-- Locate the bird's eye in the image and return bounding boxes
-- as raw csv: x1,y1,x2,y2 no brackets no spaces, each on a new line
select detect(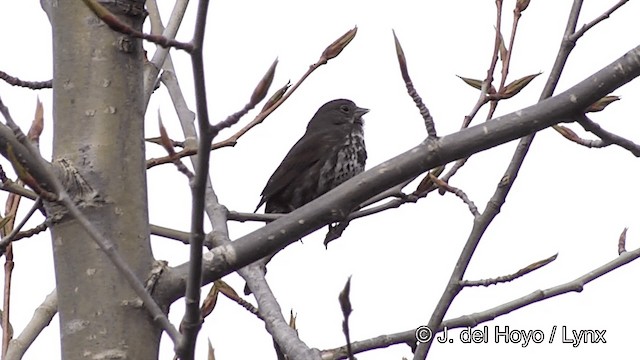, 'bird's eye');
340,105,350,113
